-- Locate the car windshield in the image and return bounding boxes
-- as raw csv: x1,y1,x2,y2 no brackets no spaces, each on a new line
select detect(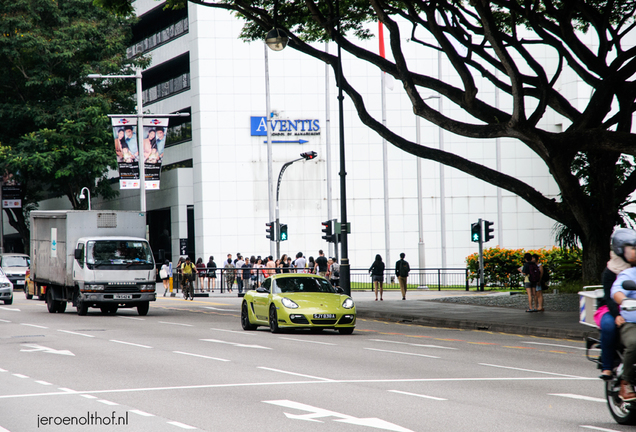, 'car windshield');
86,240,153,266
2,256,29,267
274,277,335,294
